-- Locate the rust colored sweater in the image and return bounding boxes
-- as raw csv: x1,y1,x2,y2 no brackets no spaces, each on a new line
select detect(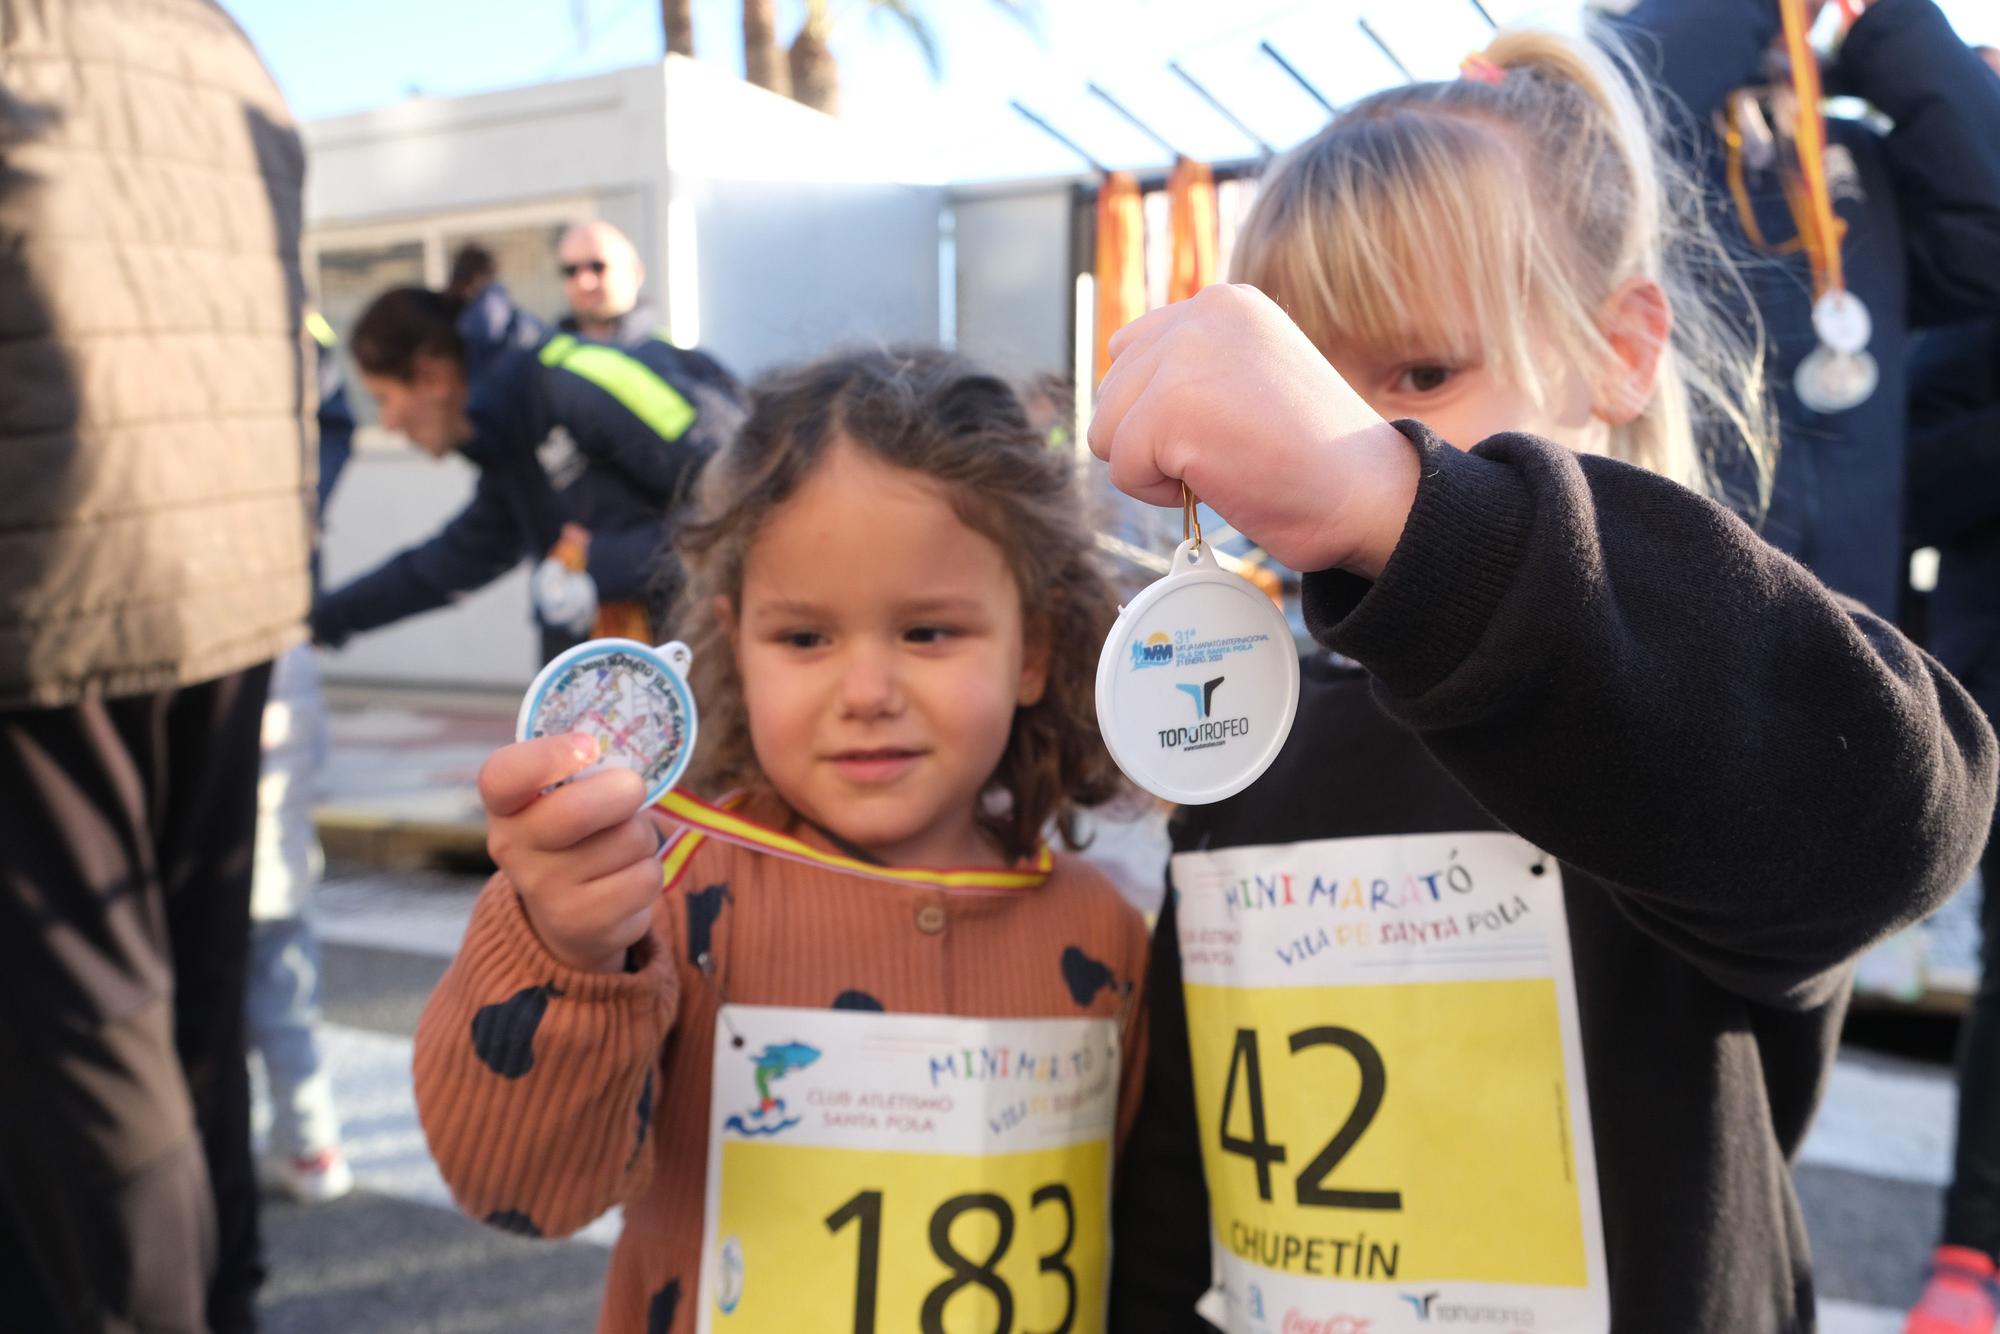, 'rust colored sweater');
413,802,1151,1333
